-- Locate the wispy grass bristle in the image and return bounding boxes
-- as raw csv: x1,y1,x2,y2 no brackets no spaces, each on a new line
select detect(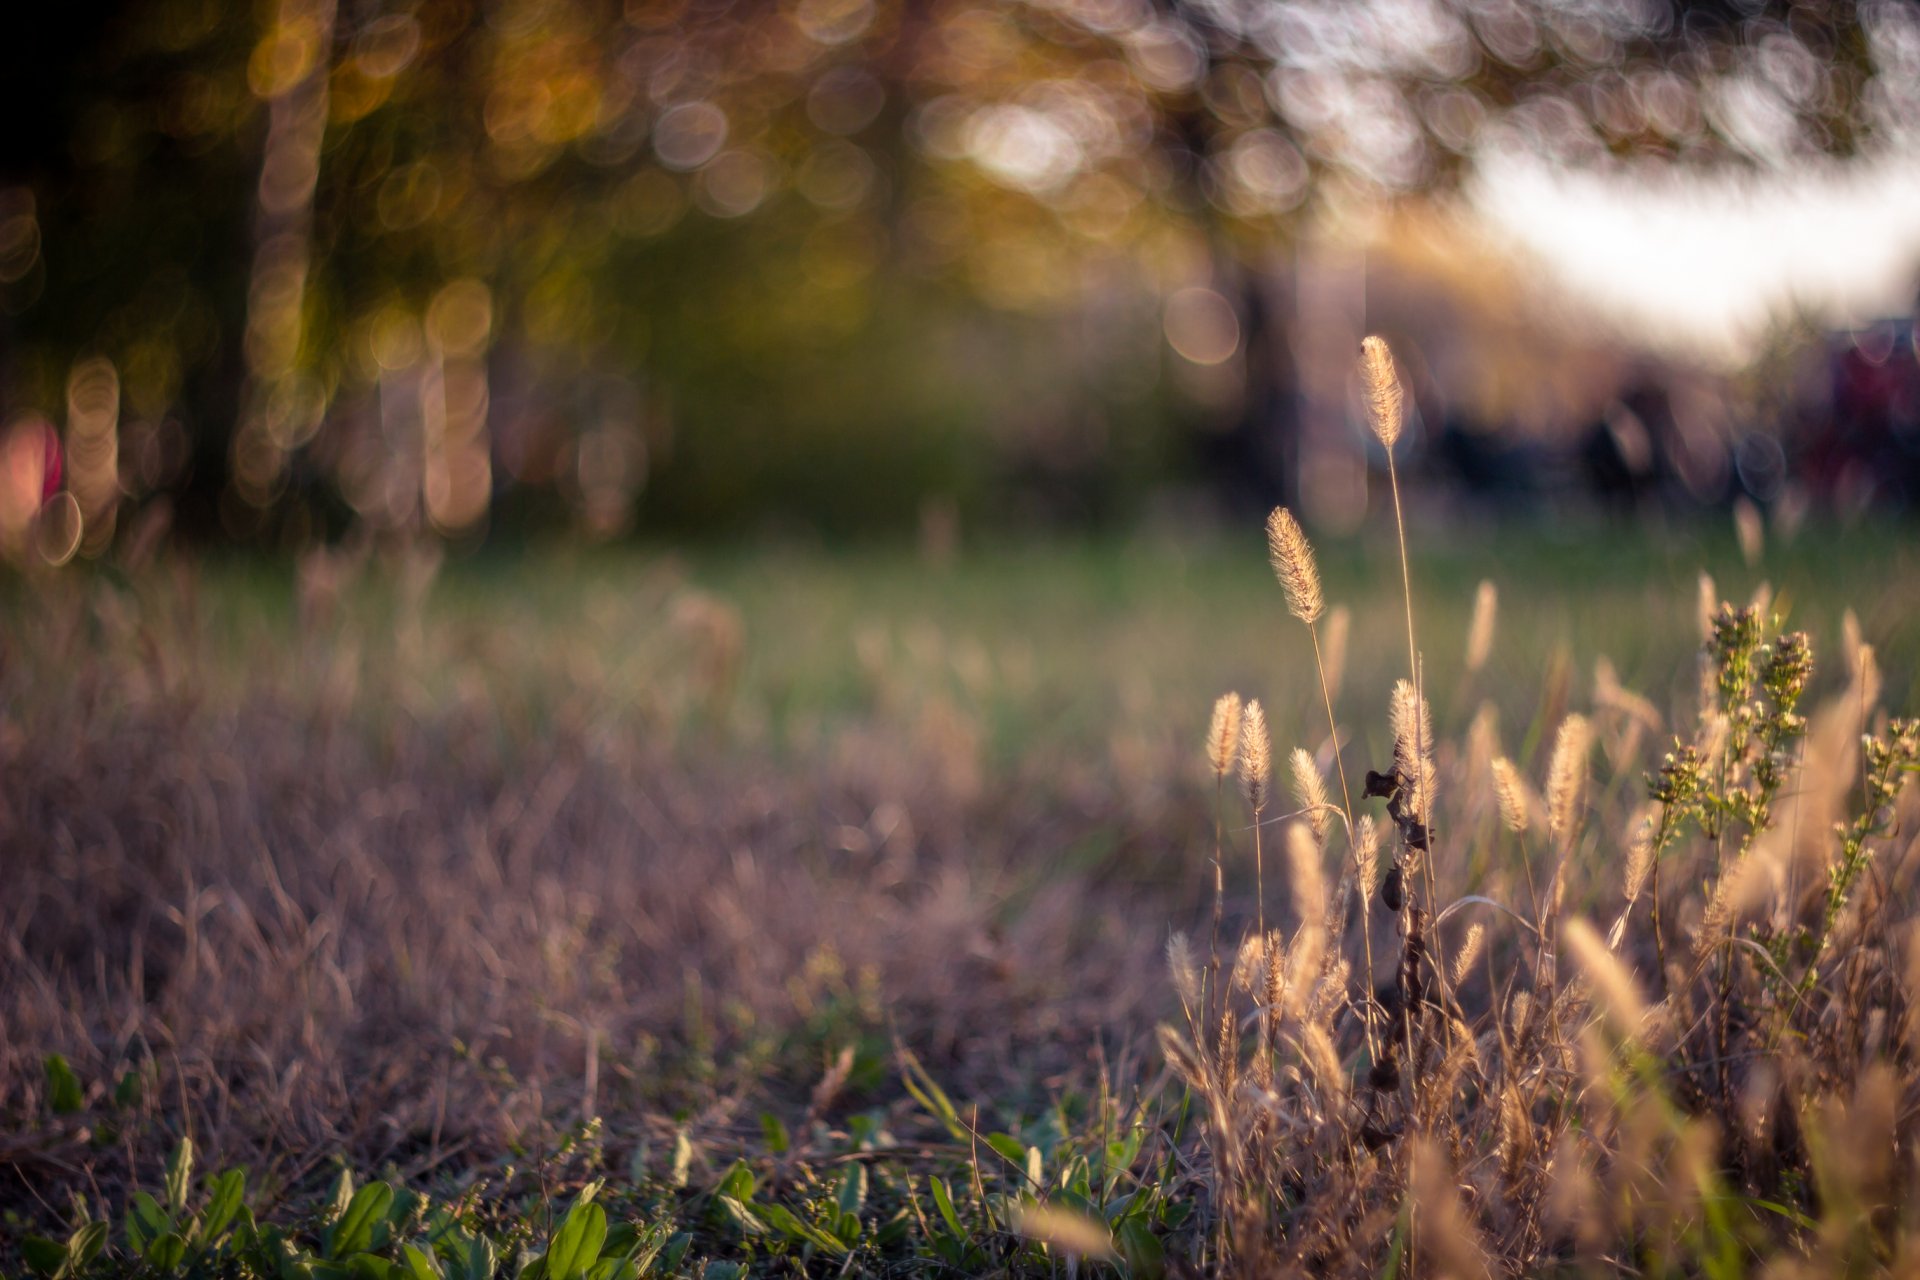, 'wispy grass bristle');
1167,932,1200,1011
